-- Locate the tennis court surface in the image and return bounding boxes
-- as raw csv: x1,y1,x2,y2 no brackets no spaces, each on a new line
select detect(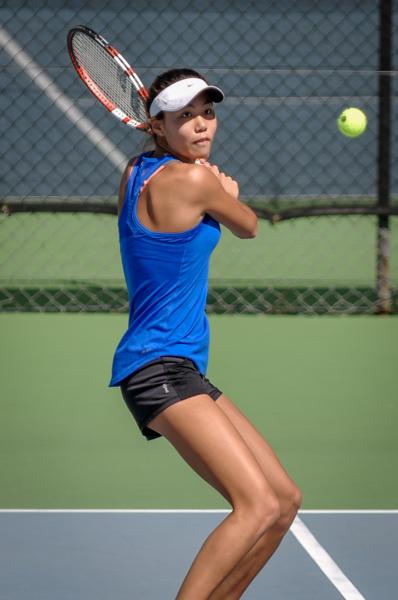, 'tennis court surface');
1,509,396,599
1,313,397,598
